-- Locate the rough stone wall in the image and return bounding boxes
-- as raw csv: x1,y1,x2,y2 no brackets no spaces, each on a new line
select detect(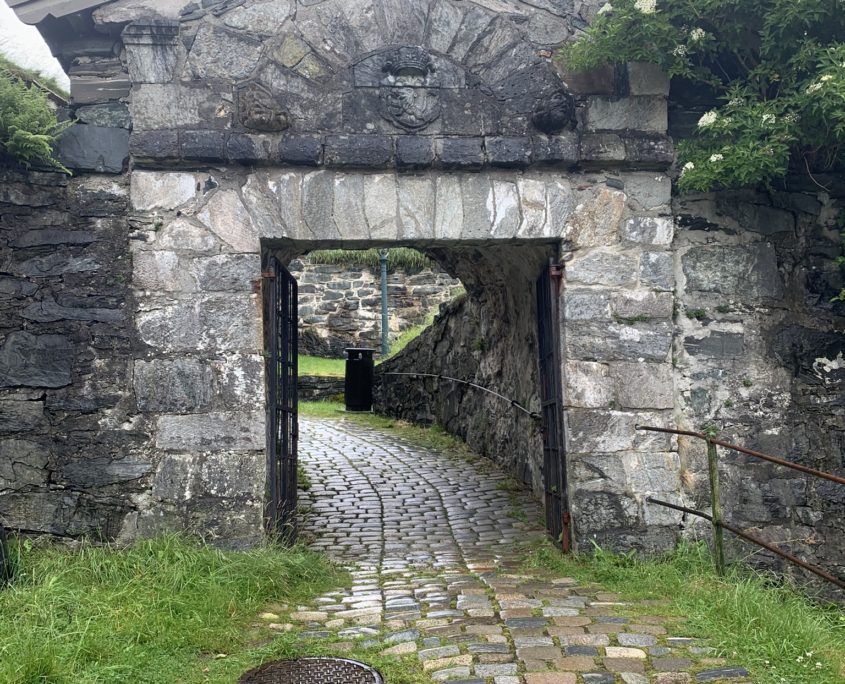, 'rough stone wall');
0,169,140,539
673,184,844,585
289,257,459,357
375,245,550,494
